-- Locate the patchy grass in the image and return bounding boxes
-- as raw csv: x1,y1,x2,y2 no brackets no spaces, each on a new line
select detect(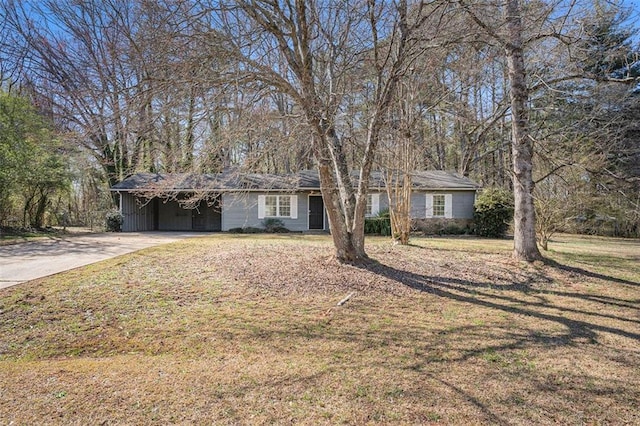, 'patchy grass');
0,233,638,425
0,227,59,244
0,226,92,245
